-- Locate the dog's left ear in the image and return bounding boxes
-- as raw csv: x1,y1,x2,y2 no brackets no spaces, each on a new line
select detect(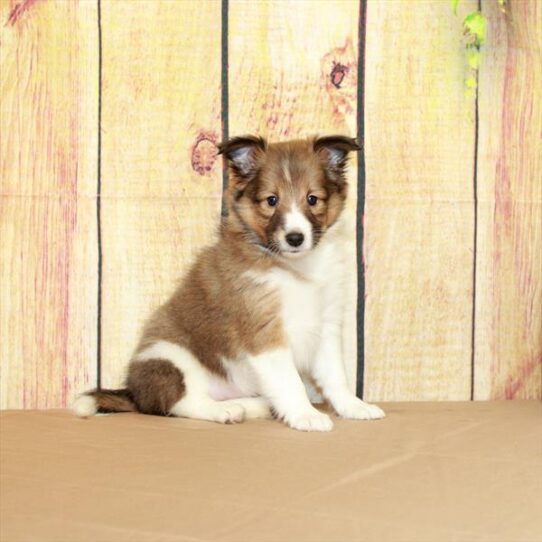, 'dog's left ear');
313,135,360,181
